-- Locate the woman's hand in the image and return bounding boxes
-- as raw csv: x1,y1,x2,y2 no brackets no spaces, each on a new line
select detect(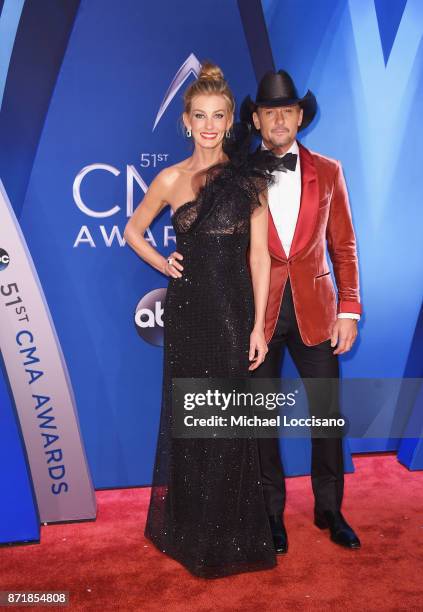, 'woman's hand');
248,327,268,371
164,251,184,278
